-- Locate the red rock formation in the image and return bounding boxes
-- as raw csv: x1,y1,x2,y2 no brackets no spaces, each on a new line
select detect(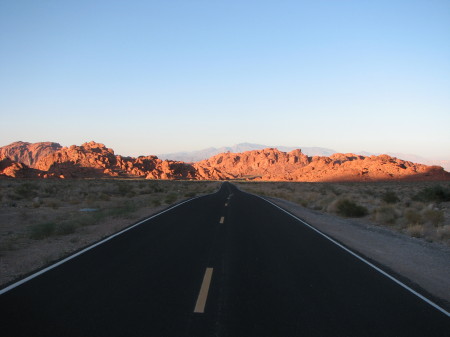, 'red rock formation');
33,141,196,179
0,141,61,168
0,141,448,181
194,148,450,182
0,158,42,178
